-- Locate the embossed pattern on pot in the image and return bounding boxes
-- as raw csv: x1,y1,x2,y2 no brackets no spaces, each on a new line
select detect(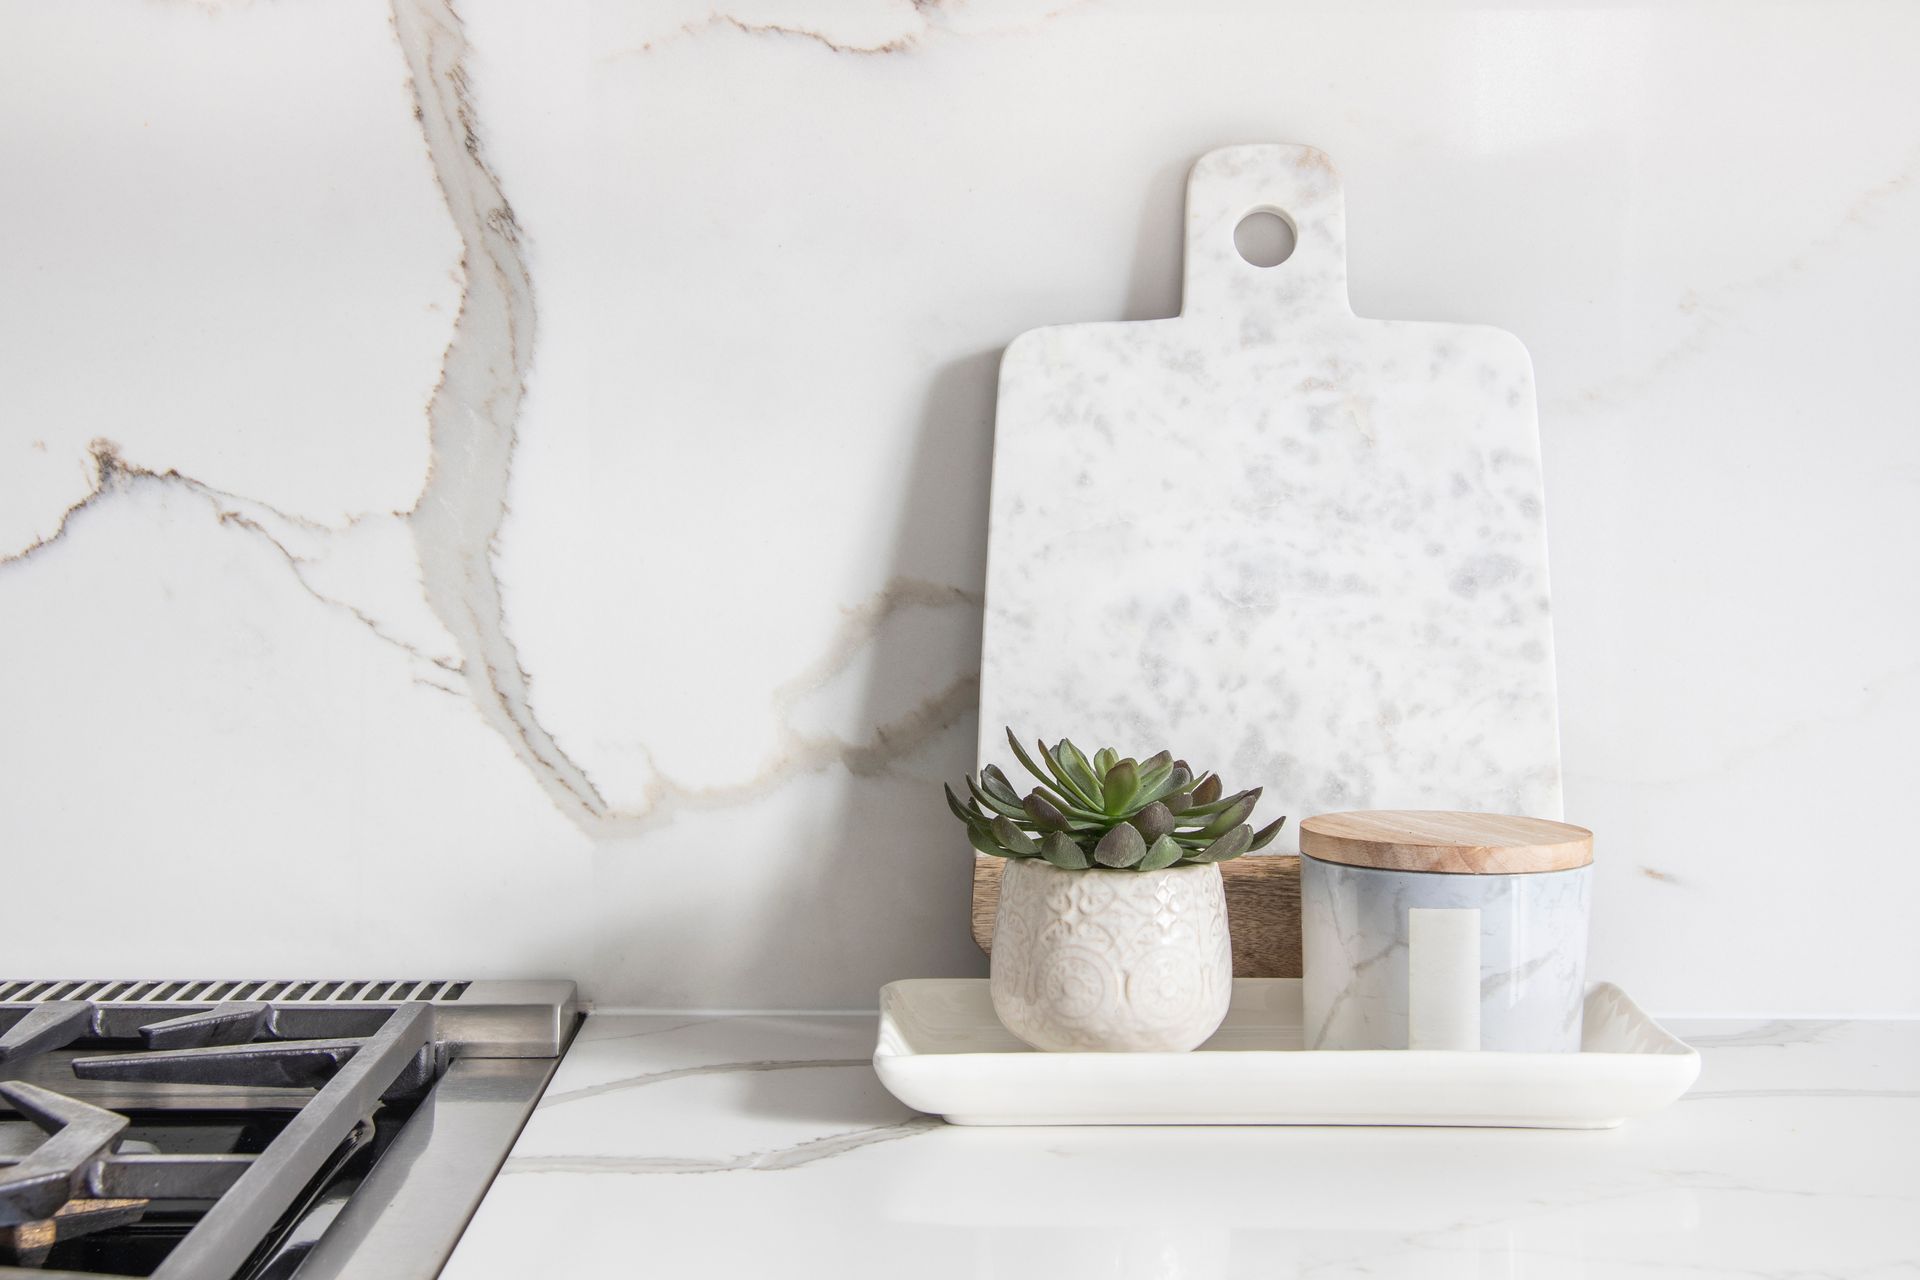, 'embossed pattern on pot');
989,858,1232,1052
